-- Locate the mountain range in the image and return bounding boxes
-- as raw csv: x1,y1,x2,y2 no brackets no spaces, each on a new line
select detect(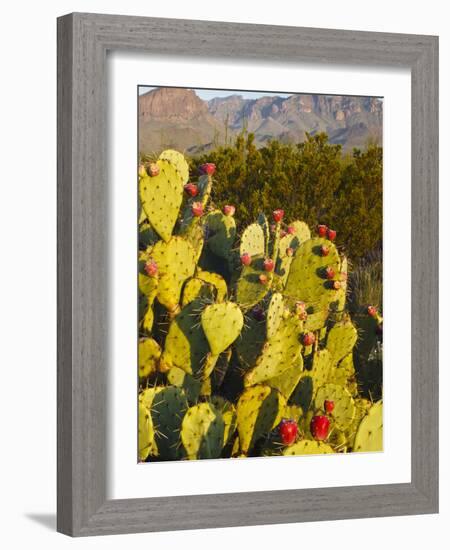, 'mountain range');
139,87,383,155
